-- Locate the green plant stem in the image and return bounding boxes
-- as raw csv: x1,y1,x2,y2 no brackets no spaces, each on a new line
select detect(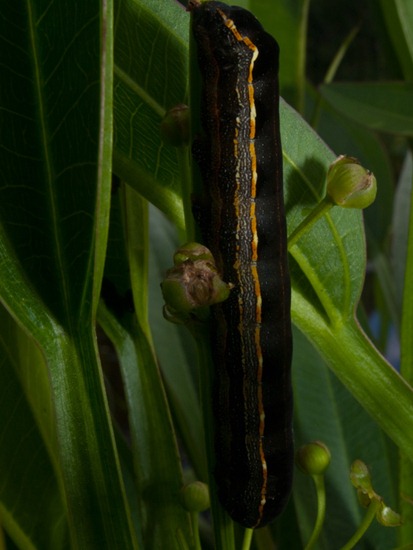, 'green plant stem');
190,512,202,550
398,169,413,545
288,197,333,249
242,528,254,550
304,474,327,550
190,322,235,550
112,148,185,230
296,0,310,115
339,499,380,550
325,25,361,85
178,146,195,241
